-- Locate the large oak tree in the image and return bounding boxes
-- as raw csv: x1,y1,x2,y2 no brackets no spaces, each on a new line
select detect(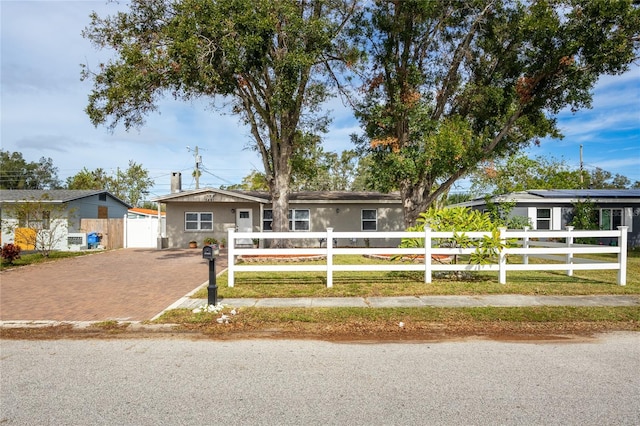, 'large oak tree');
82,0,357,239
353,0,639,227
